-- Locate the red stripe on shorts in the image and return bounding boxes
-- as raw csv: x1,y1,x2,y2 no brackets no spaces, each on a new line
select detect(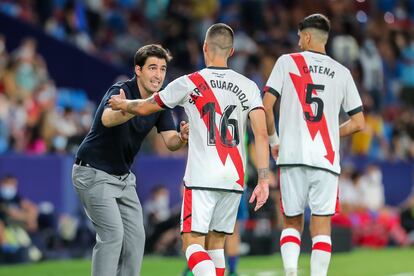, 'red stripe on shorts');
216,268,225,276
335,185,340,214
188,251,211,271
183,187,192,232
278,168,285,215
312,242,332,252
280,236,301,246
